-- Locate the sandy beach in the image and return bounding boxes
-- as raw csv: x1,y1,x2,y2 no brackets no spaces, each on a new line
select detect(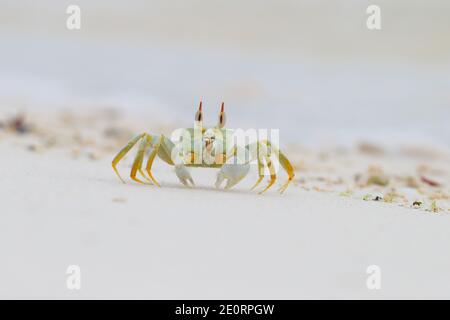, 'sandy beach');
0,111,449,299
